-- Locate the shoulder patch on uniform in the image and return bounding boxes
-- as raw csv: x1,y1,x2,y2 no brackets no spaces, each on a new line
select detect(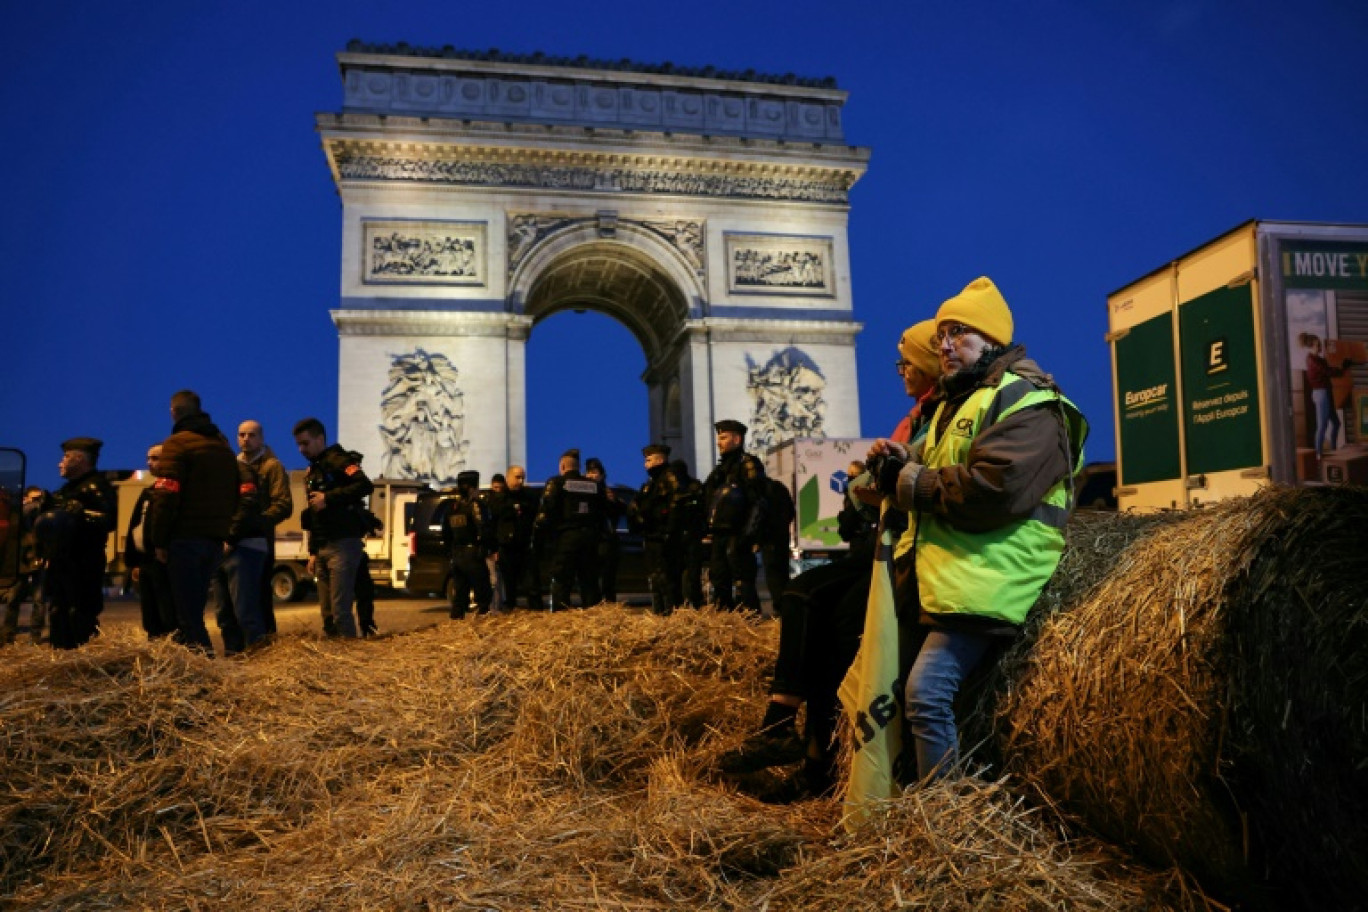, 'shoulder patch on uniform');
153,478,181,493
344,464,360,476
